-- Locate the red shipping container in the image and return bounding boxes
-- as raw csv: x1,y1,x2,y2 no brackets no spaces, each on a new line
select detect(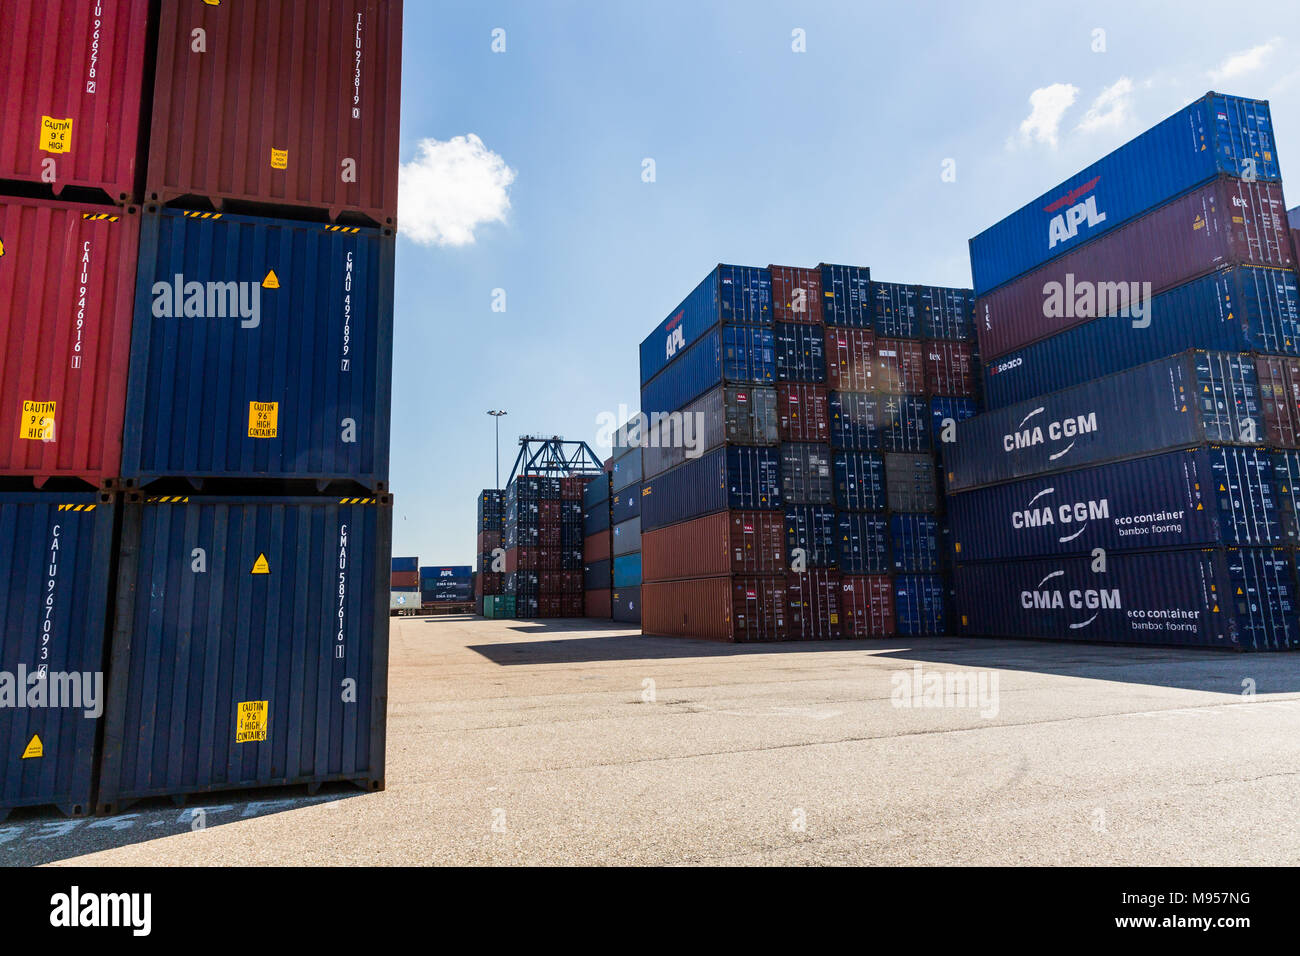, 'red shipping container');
642,575,786,642
390,570,418,588
825,327,876,391
585,589,612,618
478,572,503,596
146,0,403,226
584,531,611,562
923,341,977,397
839,575,895,637
539,594,563,618
786,570,842,639
477,530,501,553
539,570,563,592
537,548,561,570
641,511,785,581
561,593,583,616
1256,354,1300,448
561,476,587,500
769,265,822,323
0,0,150,201
873,339,925,394
977,177,1295,359
776,384,829,442
562,570,583,593
538,526,561,548
0,197,137,486
539,499,561,522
